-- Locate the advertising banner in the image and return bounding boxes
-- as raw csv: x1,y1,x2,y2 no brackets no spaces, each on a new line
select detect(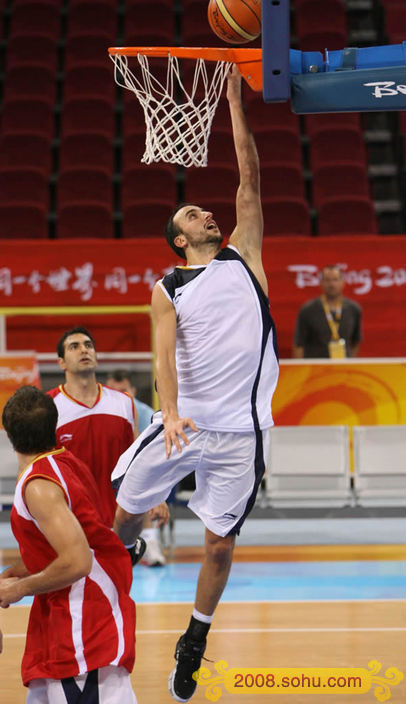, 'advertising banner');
1,236,406,357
